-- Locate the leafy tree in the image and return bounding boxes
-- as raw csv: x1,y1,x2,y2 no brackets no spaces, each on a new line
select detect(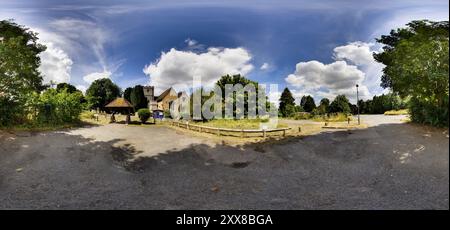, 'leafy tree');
328,95,351,114
130,85,148,110
279,87,296,117
123,87,133,102
313,98,330,115
85,78,121,110
300,95,316,112
374,20,449,126
56,83,78,94
0,20,46,125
